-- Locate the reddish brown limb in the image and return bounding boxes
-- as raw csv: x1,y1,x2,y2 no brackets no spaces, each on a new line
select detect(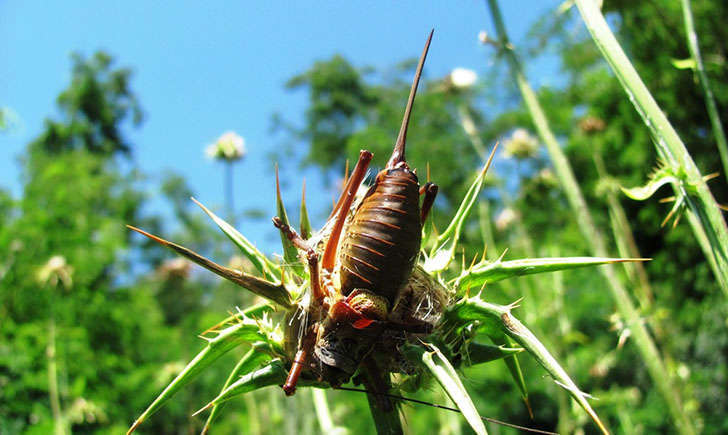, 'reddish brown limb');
272,217,327,303
322,150,373,271
420,182,439,224
282,327,317,396
387,29,434,169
